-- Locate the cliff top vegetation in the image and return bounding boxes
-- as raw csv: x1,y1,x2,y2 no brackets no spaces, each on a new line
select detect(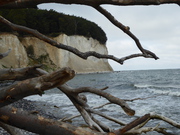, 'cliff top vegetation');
0,8,107,44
